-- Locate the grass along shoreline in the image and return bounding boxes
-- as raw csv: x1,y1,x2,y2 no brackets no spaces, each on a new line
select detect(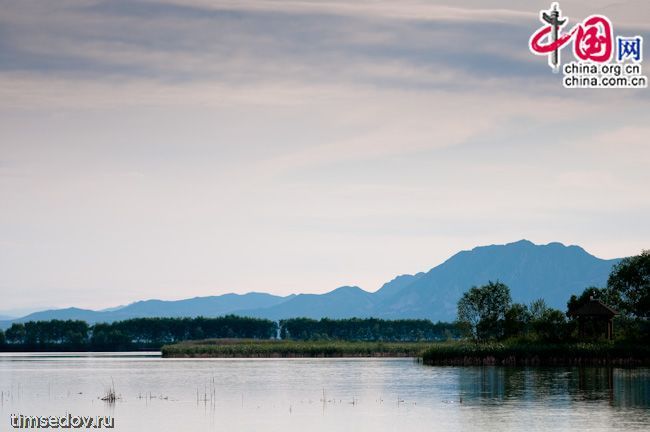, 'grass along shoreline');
161,339,650,365
421,341,650,366
161,339,434,358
